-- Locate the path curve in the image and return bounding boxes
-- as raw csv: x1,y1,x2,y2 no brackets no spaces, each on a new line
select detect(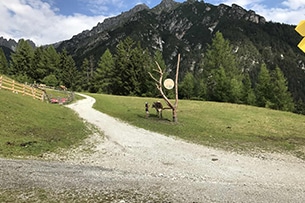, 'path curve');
1,94,305,202
65,94,305,202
